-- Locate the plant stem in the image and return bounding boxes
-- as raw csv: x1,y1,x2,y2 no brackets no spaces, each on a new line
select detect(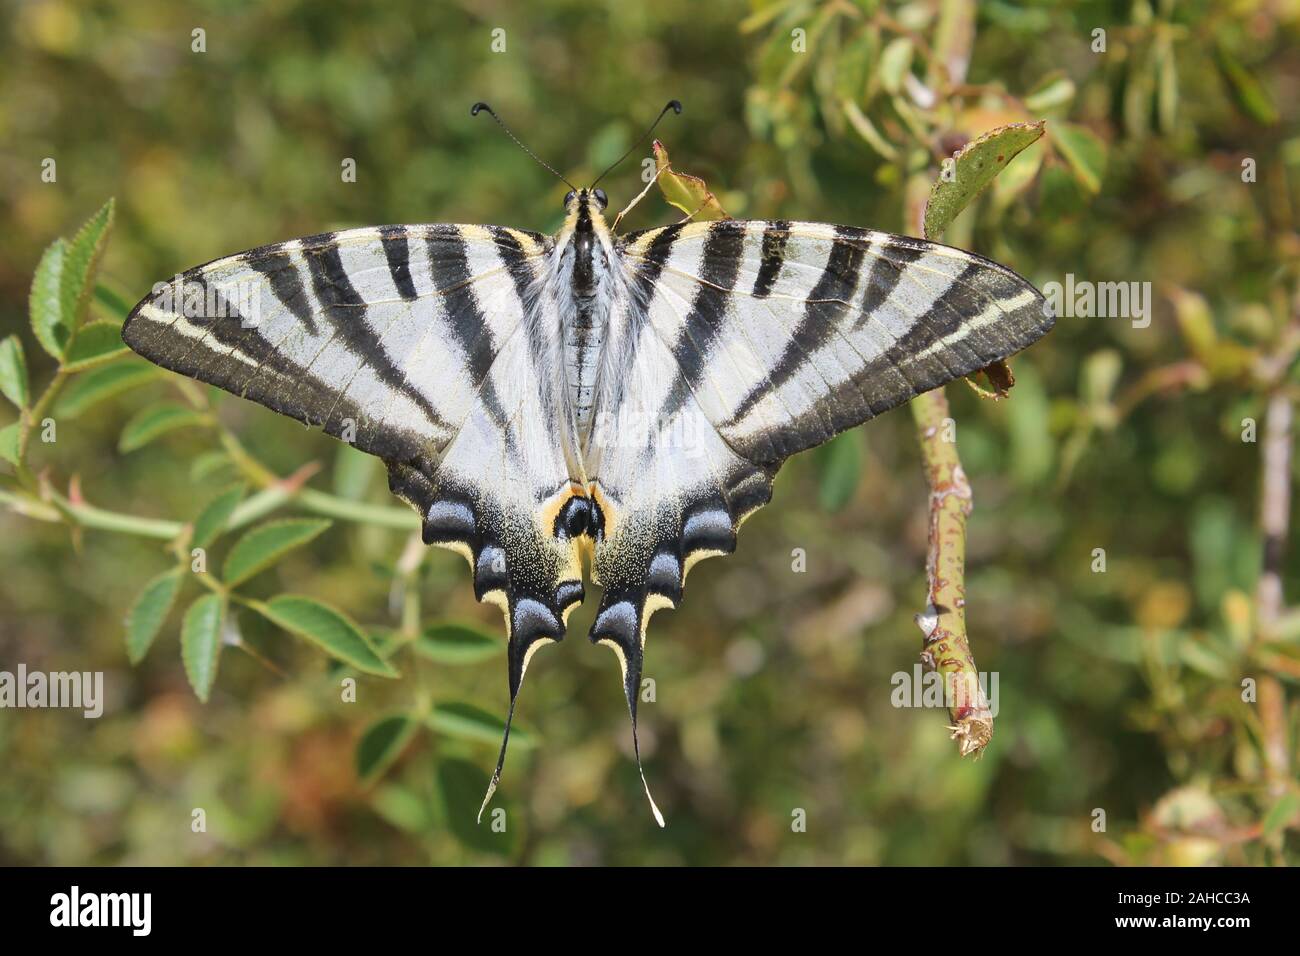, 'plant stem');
17,368,70,462
910,388,992,756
